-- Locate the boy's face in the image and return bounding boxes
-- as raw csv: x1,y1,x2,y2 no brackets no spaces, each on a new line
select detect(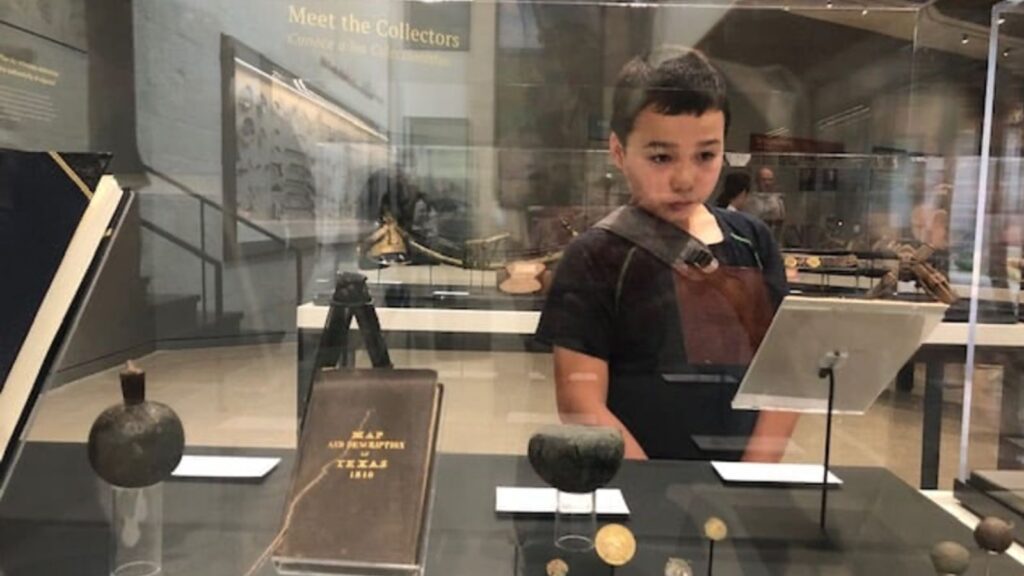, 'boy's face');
610,106,725,229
